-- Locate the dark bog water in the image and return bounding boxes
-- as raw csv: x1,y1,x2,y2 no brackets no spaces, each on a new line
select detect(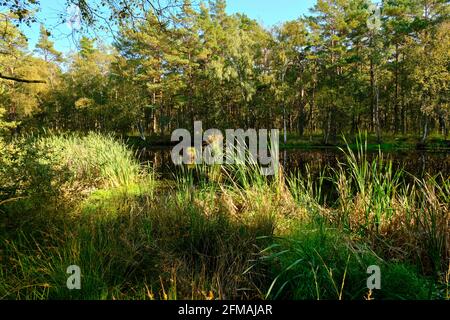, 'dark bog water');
137,147,450,180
